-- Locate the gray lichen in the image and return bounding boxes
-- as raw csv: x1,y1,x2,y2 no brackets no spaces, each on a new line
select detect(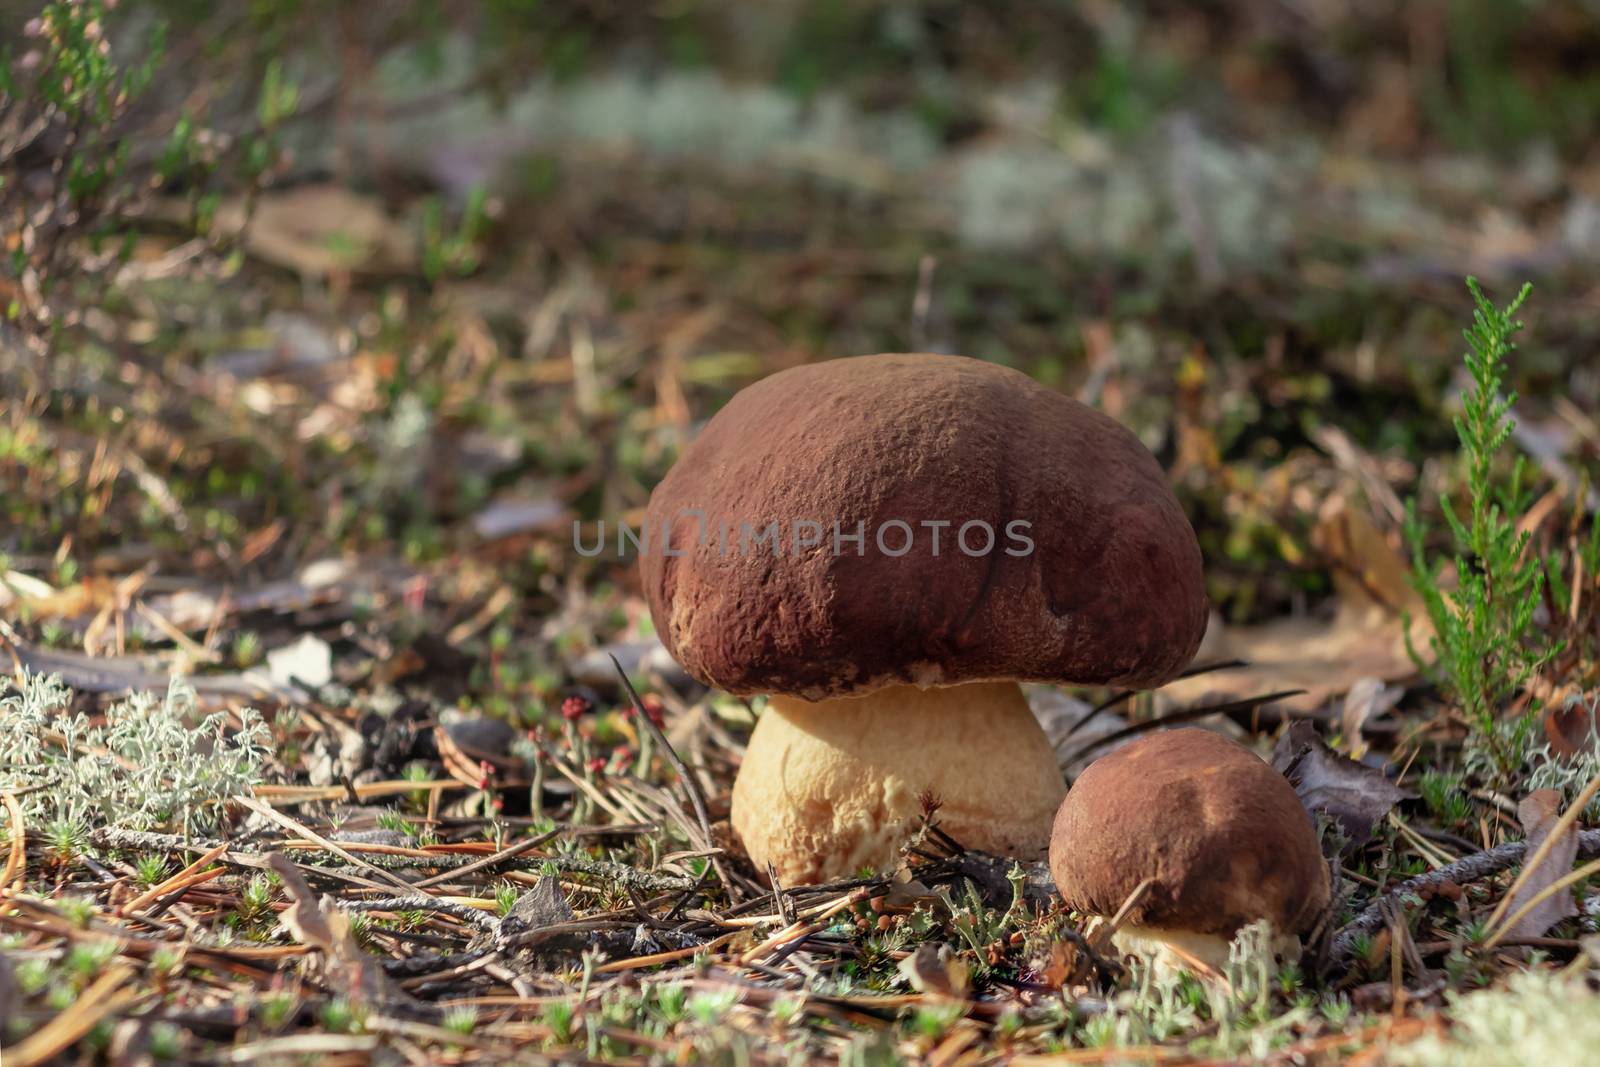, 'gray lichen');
1387,968,1600,1067
0,672,268,836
